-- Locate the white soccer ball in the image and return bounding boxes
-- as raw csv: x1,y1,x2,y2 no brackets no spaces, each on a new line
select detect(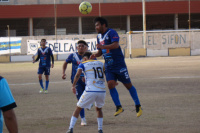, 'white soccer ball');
79,1,92,15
